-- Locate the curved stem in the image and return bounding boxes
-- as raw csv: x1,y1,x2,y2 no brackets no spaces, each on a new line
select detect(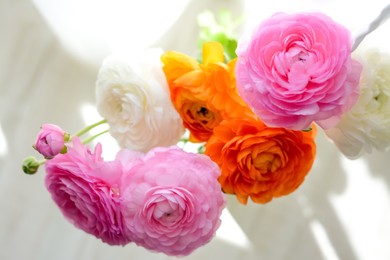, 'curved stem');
179,137,189,144
82,129,109,145
352,4,390,51
71,119,107,140
38,159,46,165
